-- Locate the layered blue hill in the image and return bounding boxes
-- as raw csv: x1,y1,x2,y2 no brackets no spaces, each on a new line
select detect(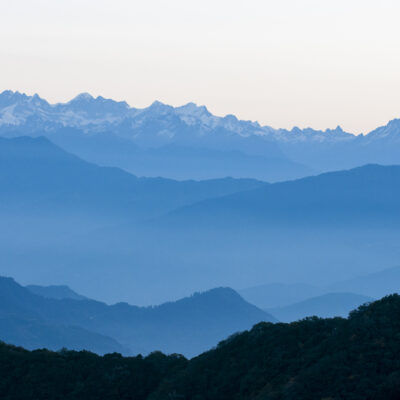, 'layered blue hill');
1,135,400,305
239,283,324,309
0,276,274,357
239,265,400,313
328,265,400,298
161,164,400,227
0,135,265,222
266,292,374,322
0,277,125,354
